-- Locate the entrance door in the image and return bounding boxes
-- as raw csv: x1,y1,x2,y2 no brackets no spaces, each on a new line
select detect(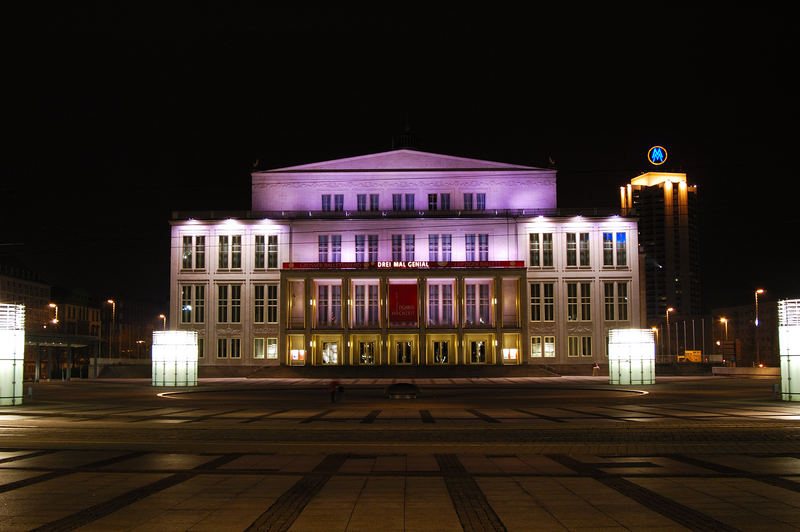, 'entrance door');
322,342,338,364
359,341,375,364
396,341,412,364
433,341,449,364
469,340,486,363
